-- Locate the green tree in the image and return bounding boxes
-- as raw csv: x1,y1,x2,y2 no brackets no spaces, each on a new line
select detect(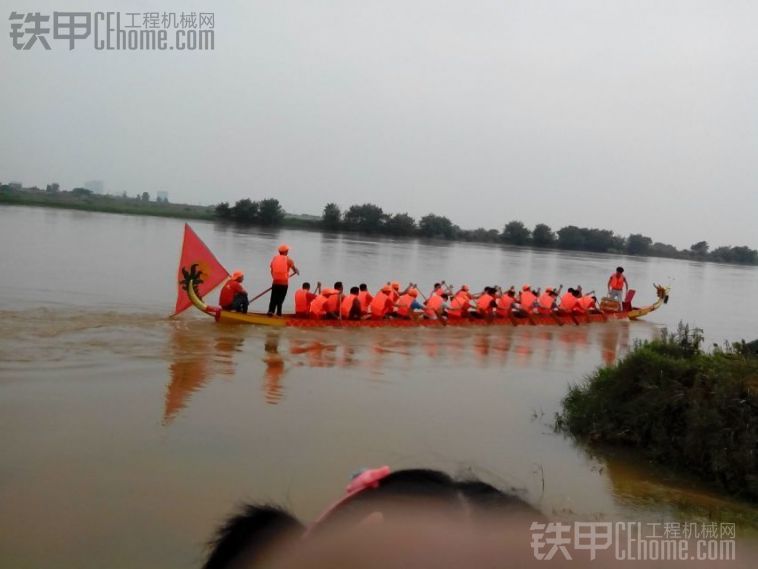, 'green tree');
322,203,342,230
232,198,259,223
71,187,93,197
343,203,388,233
626,234,652,256
45,183,60,193
385,213,417,236
650,242,681,258
501,220,531,245
532,223,556,247
141,192,150,201
418,214,456,239
690,241,709,257
258,198,285,226
215,202,232,219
